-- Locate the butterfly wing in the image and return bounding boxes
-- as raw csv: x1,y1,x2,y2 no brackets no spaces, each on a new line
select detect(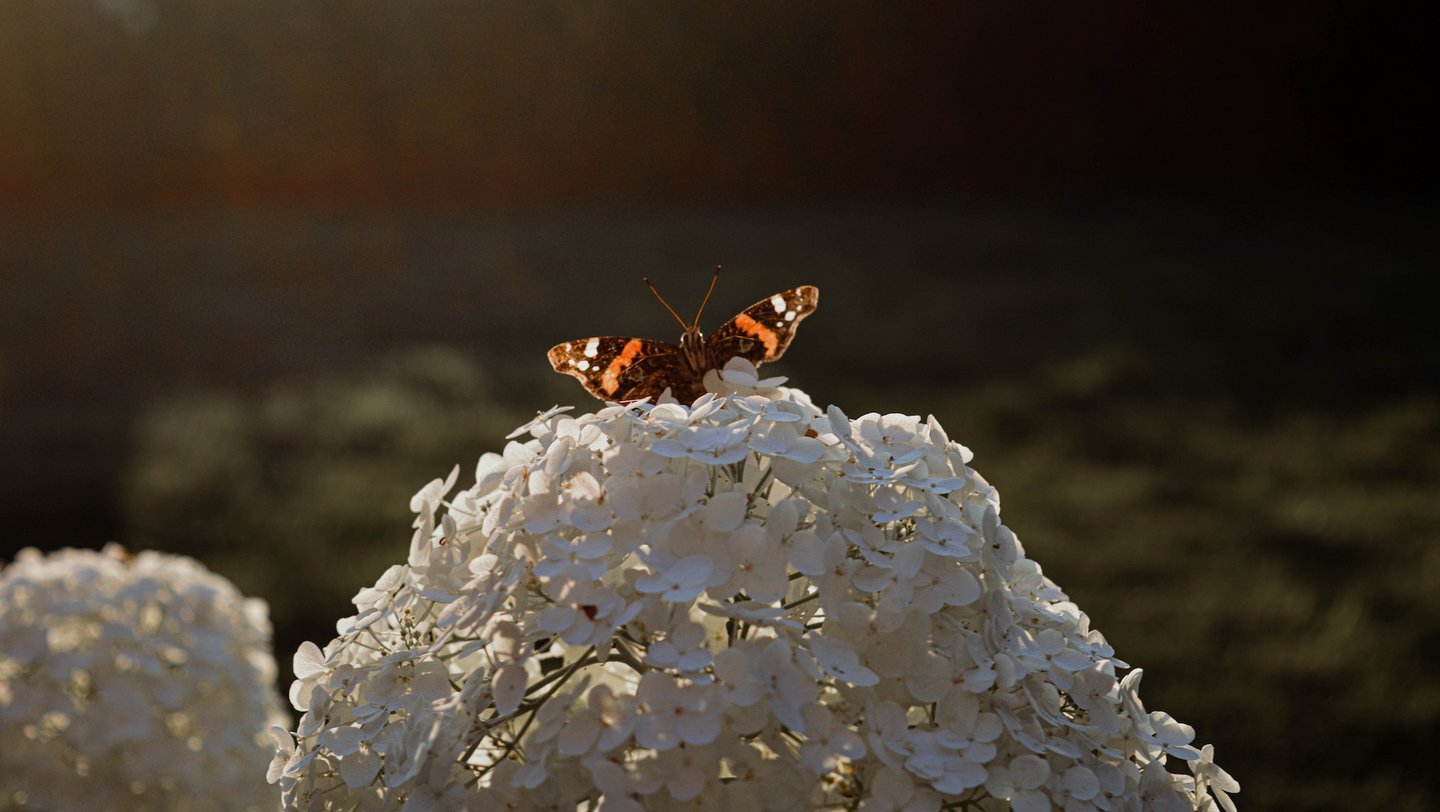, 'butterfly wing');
548,336,689,402
707,285,819,366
